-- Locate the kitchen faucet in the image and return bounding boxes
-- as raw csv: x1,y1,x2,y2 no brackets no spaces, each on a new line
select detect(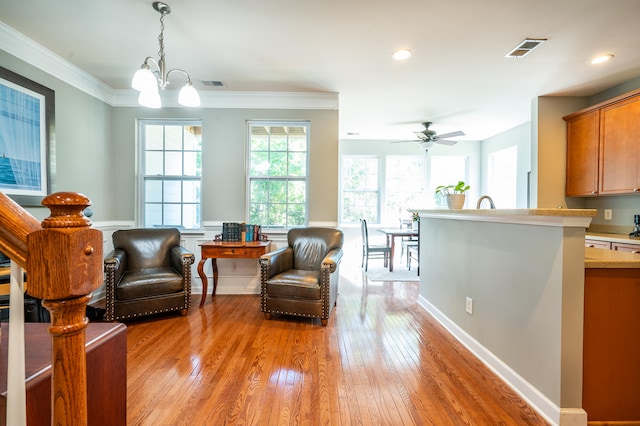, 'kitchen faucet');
476,195,495,209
